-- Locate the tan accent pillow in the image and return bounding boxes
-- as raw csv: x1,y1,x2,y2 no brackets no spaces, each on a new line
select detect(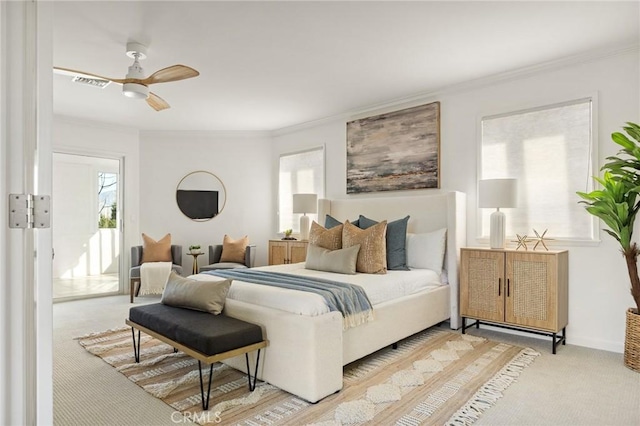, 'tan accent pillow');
161,271,231,315
141,233,172,263
220,235,248,263
308,221,343,250
342,220,387,274
305,244,360,275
